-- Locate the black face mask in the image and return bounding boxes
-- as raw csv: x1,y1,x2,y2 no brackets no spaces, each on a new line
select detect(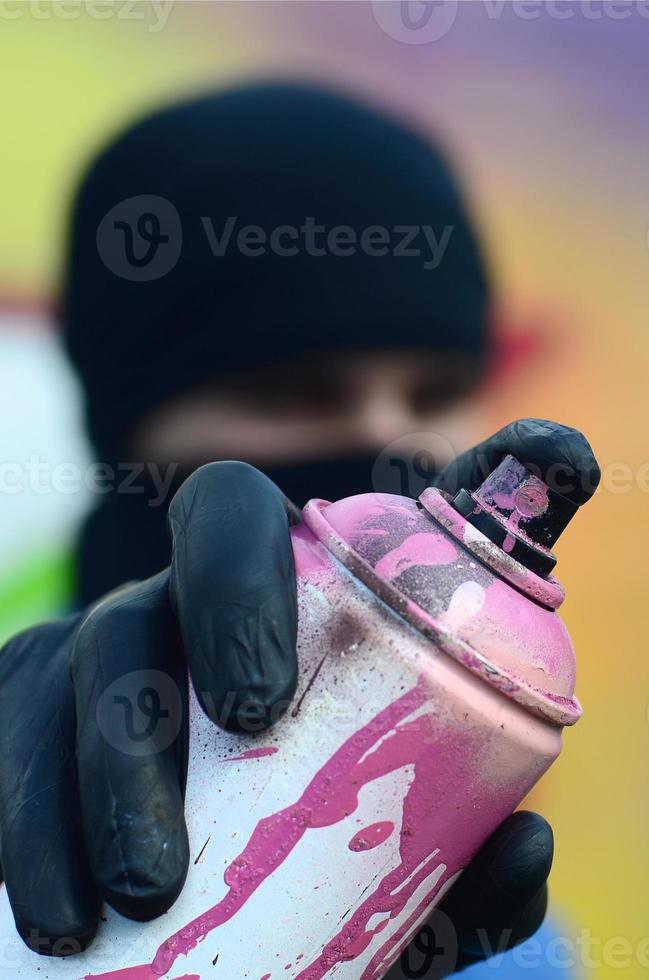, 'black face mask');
74,453,436,608
261,454,380,510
